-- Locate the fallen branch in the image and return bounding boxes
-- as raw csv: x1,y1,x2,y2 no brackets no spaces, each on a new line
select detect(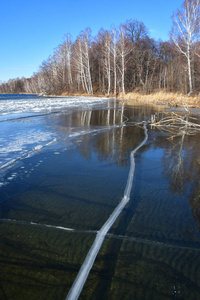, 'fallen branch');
150,110,200,138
